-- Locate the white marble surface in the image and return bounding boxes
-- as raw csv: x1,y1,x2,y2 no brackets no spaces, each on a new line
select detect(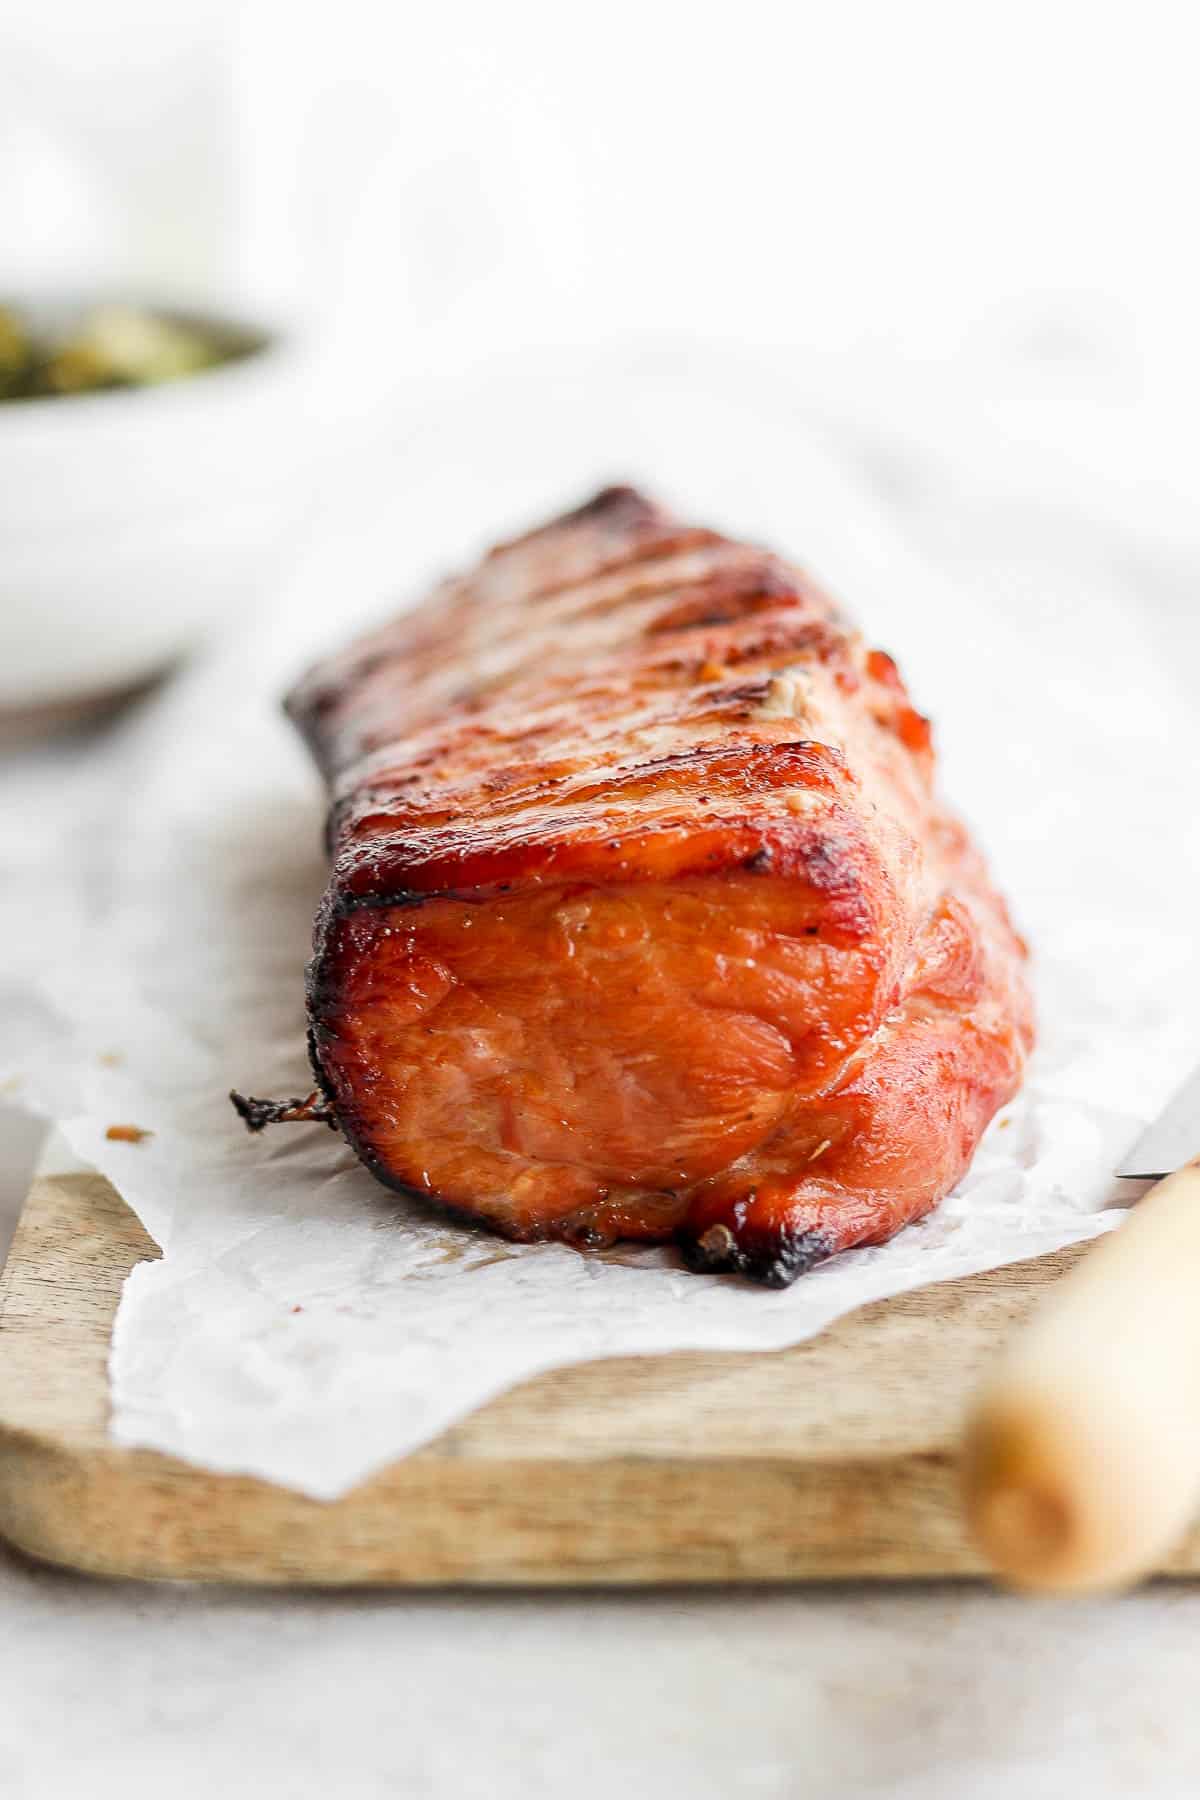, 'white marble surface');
2,1549,1200,1799
3,344,1200,1798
